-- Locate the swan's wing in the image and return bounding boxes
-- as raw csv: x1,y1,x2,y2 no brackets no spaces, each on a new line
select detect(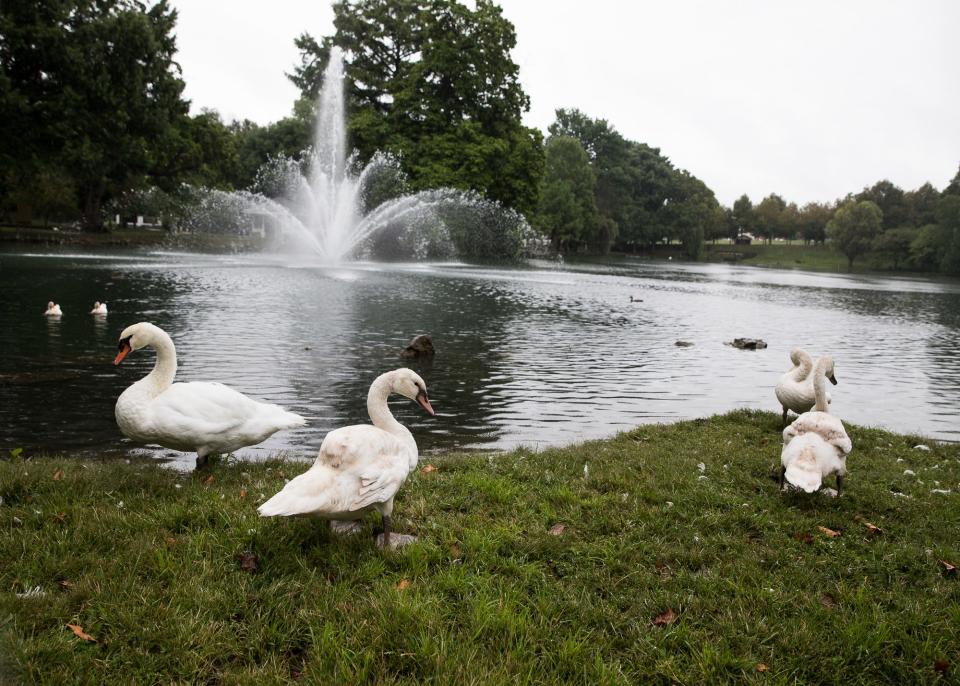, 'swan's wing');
783,411,851,455
351,457,410,510
150,382,266,436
